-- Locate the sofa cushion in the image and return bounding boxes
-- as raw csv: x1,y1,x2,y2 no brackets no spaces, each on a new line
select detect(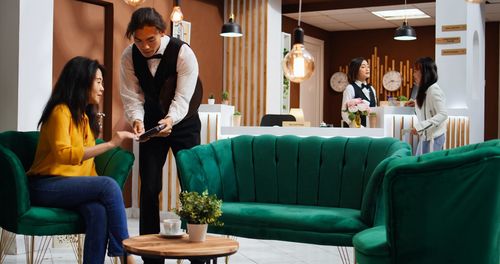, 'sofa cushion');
221,202,368,233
